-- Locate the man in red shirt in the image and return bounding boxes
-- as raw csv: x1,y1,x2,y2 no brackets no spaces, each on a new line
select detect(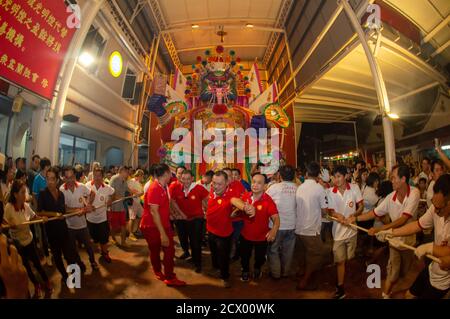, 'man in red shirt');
140,164,186,287
206,171,255,288
169,170,209,272
239,173,280,282
223,168,246,261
